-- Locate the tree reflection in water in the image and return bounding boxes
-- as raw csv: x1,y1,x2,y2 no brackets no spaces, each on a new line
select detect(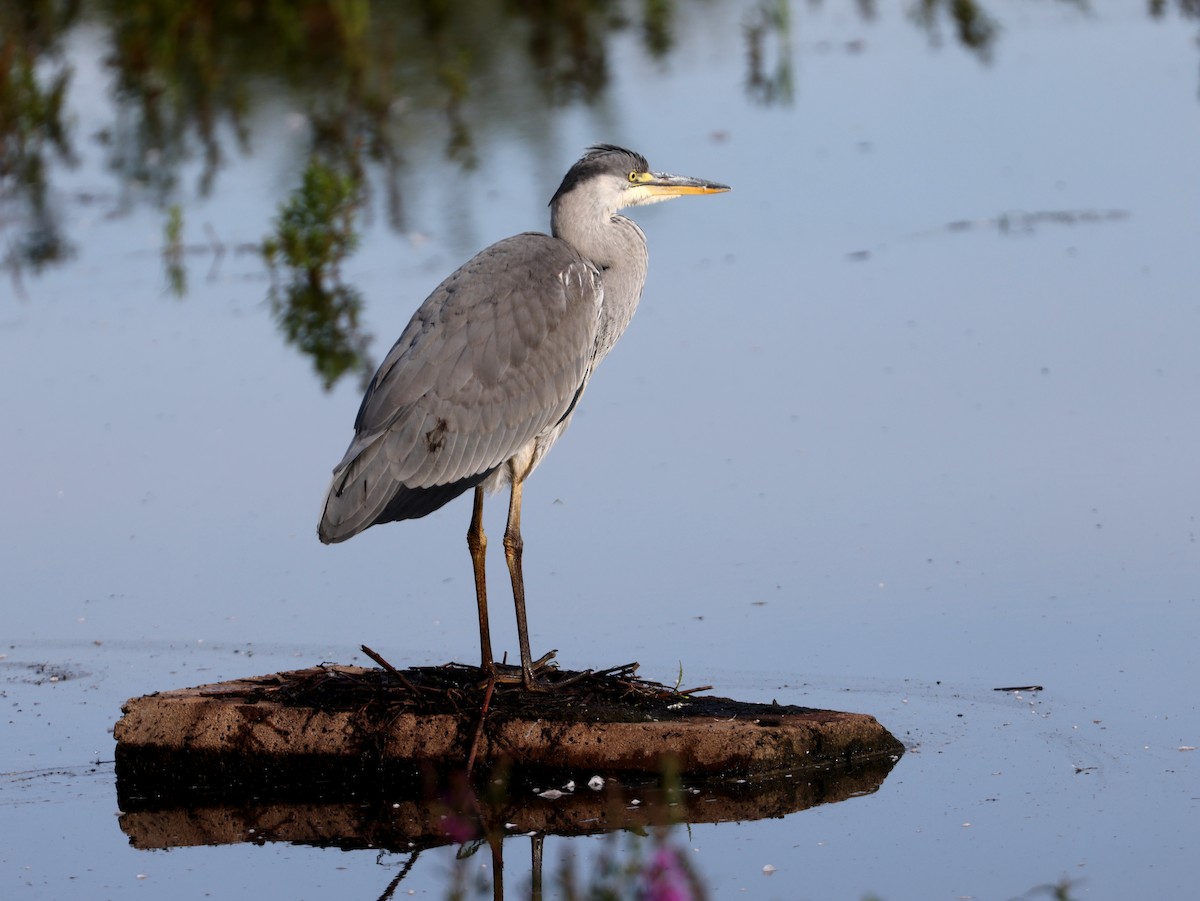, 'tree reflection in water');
0,0,78,290
3,0,1197,382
